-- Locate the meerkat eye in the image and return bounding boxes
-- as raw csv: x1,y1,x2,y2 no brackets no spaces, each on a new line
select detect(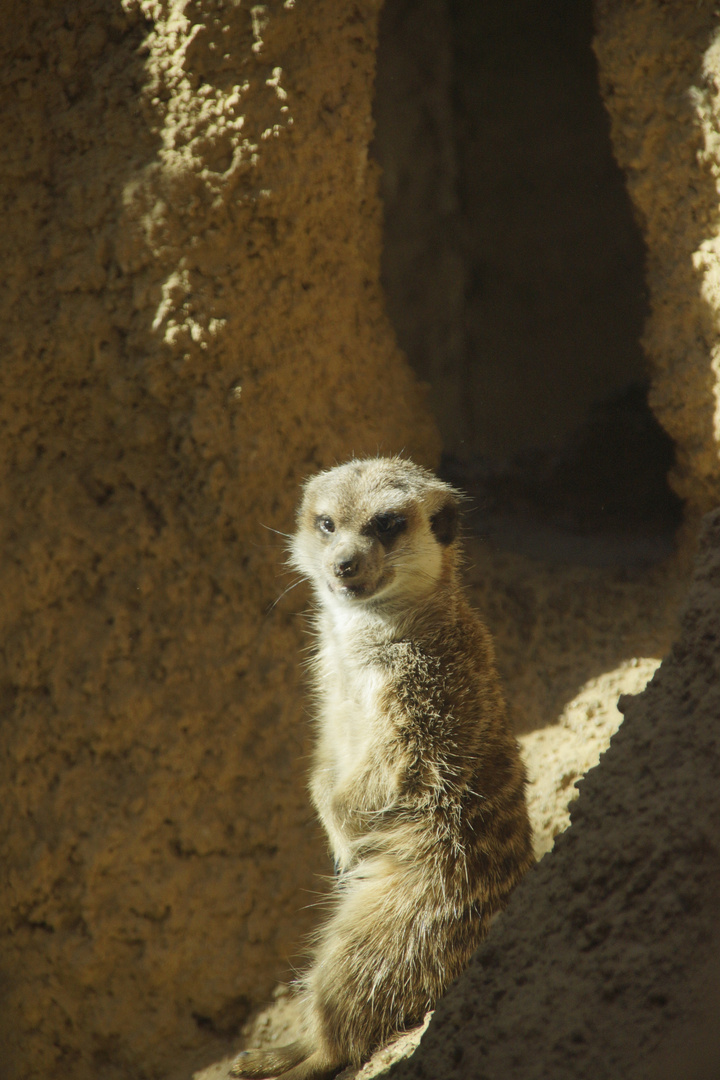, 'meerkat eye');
316,515,335,535
371,513,407,543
